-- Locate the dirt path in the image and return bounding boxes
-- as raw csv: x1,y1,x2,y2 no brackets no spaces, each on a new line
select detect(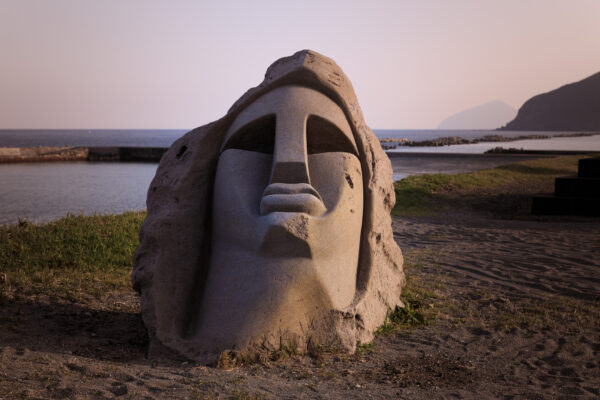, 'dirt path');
1,212,598,399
